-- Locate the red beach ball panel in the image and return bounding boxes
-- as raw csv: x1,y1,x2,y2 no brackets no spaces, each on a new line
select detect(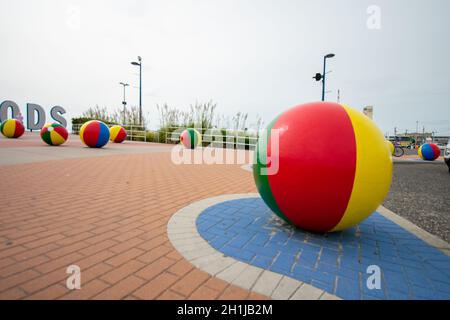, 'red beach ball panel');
83,121,100,147
266,102,357,232
430,144,441,158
